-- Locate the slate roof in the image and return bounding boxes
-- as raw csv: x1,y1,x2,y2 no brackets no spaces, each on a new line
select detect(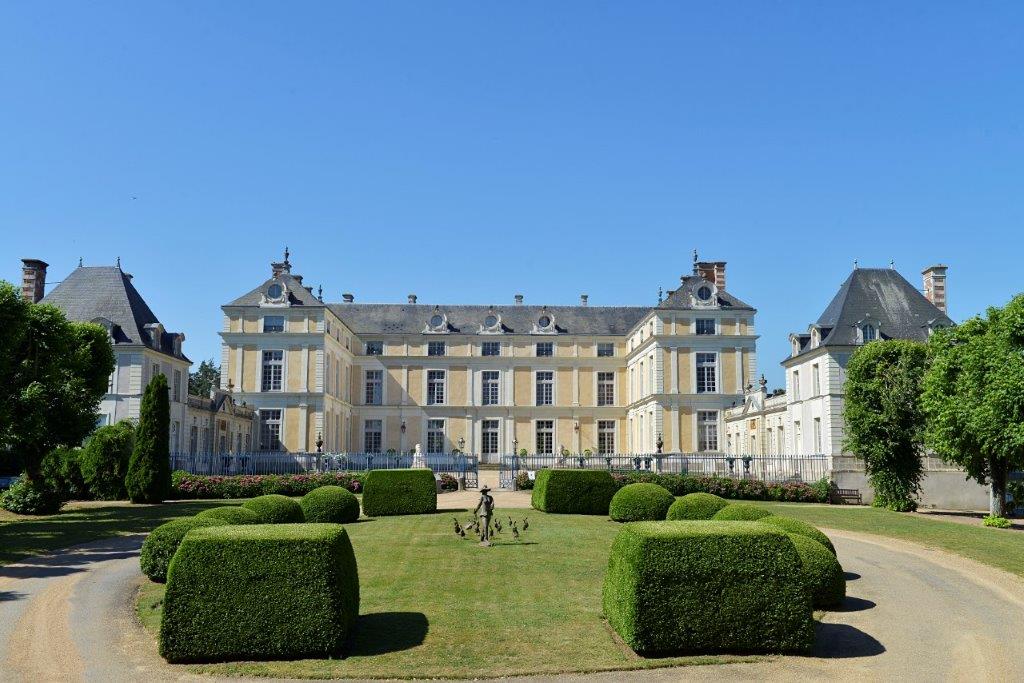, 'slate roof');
41,266,189,360
658,275,755,311
791,268,952,357
226,272,324,307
